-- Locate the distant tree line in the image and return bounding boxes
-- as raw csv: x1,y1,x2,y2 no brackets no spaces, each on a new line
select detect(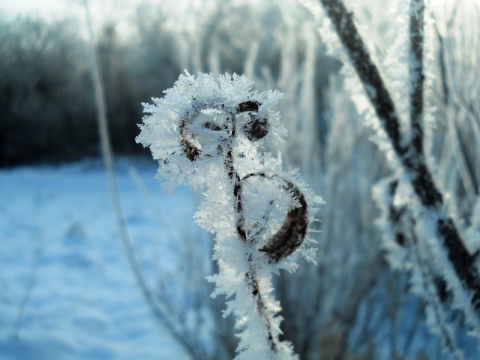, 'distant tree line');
0,12,182,167
0,1,335,168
